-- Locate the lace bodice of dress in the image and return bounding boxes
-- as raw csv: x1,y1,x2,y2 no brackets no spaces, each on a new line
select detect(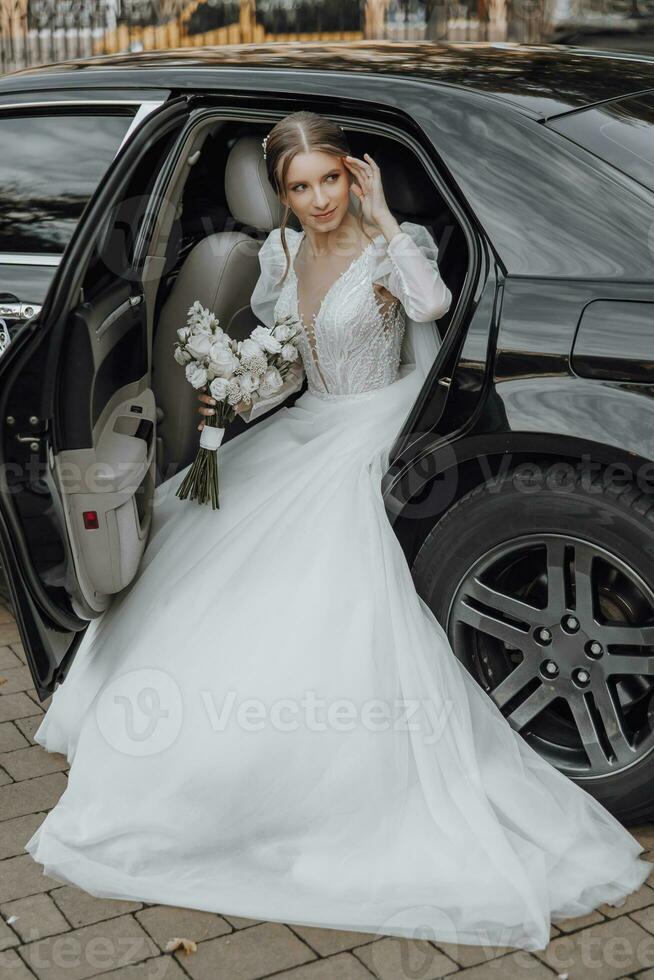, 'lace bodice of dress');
245,220,452,417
